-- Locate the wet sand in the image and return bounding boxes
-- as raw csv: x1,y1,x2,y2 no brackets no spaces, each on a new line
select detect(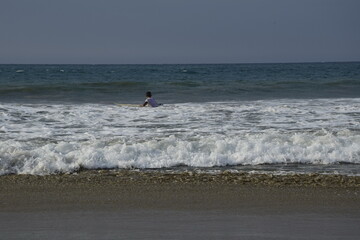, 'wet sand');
1,170,360,239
